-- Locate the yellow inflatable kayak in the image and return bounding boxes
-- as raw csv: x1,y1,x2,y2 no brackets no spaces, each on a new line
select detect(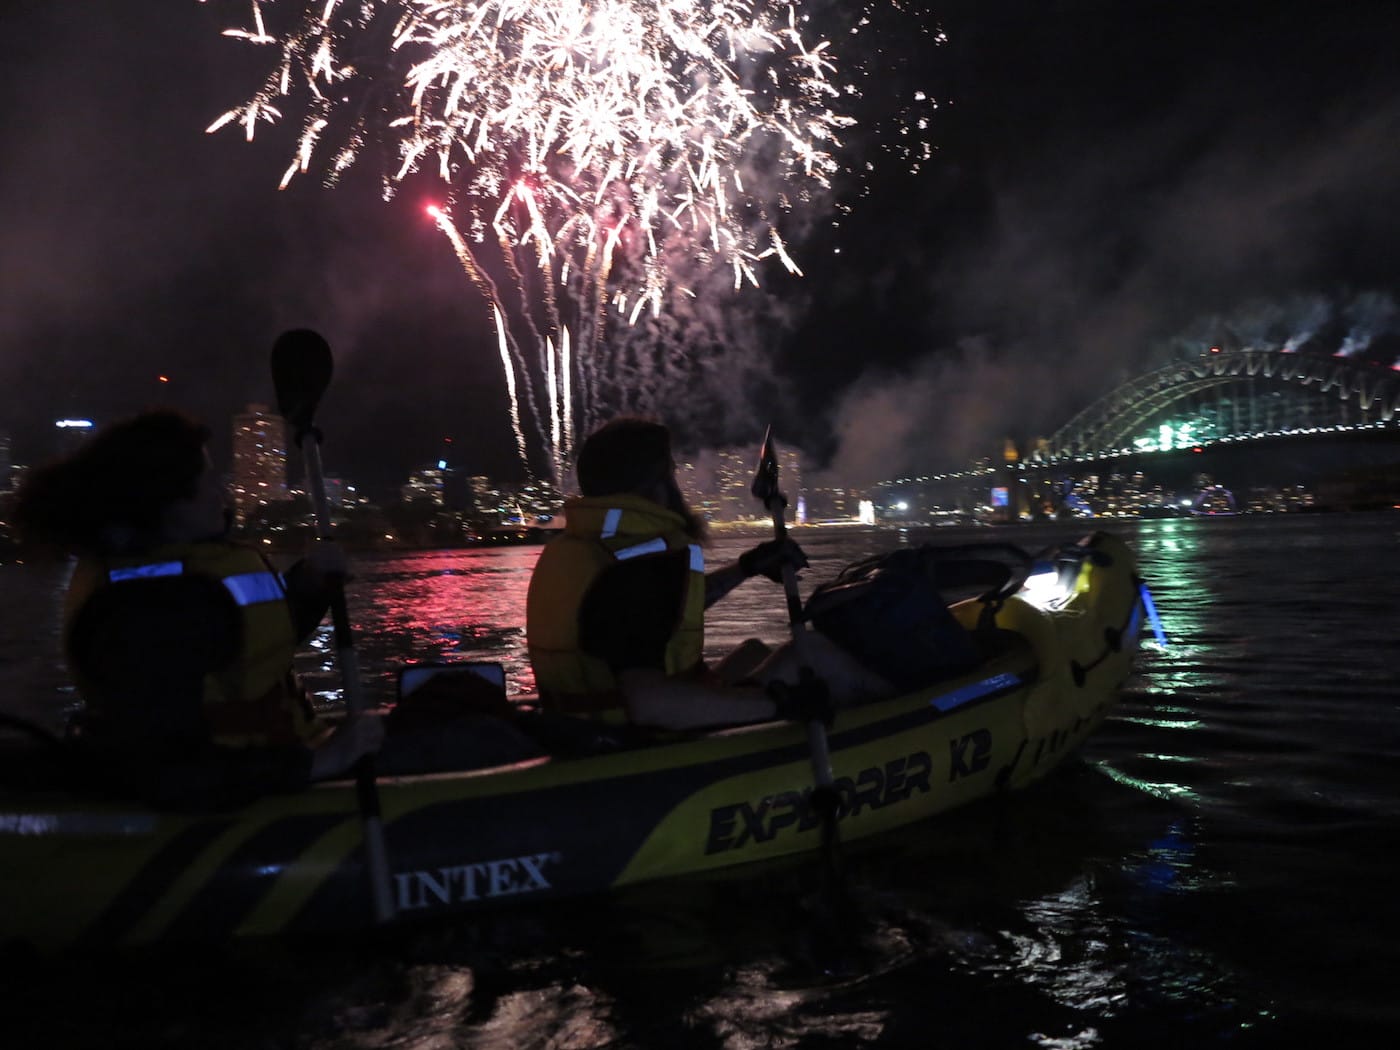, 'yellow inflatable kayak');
0,531,1149,952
